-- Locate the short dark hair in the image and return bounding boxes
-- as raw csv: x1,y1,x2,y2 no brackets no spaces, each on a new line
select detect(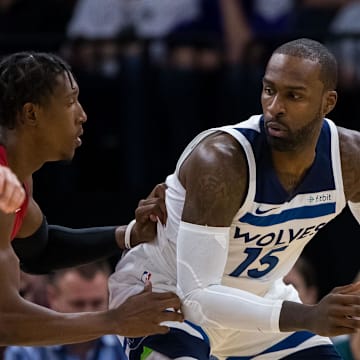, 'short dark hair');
294,256,317,289
0,51,72,129
273,38,338,90
48,261,112,286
